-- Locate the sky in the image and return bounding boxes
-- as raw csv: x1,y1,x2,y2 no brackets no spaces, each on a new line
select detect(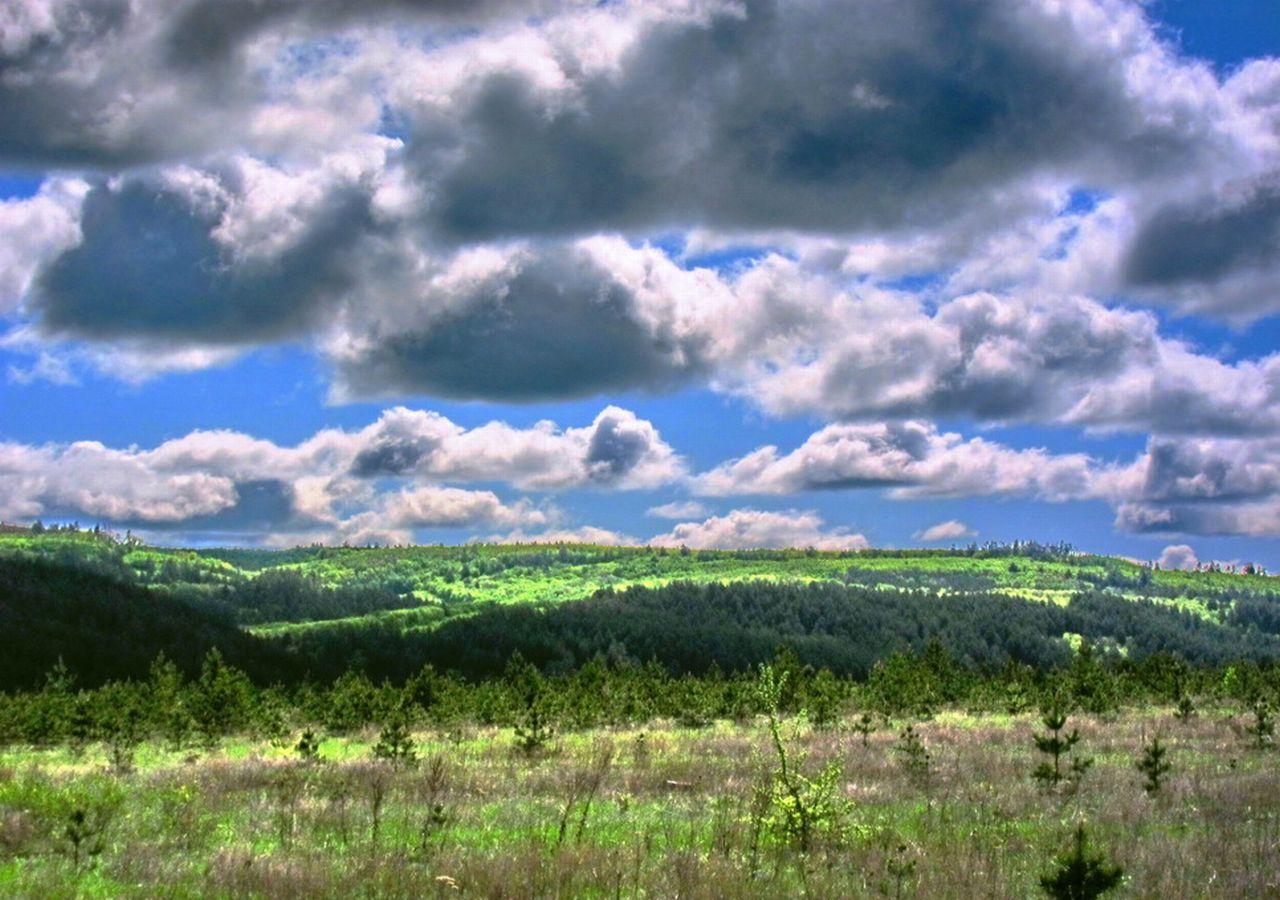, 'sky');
1,0,1279,567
